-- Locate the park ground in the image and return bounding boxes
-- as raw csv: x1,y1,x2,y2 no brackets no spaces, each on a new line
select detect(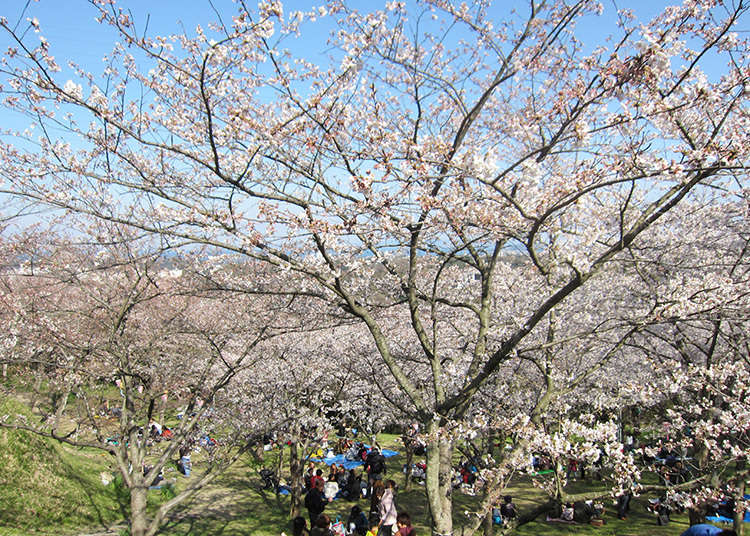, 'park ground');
0,394,729,536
